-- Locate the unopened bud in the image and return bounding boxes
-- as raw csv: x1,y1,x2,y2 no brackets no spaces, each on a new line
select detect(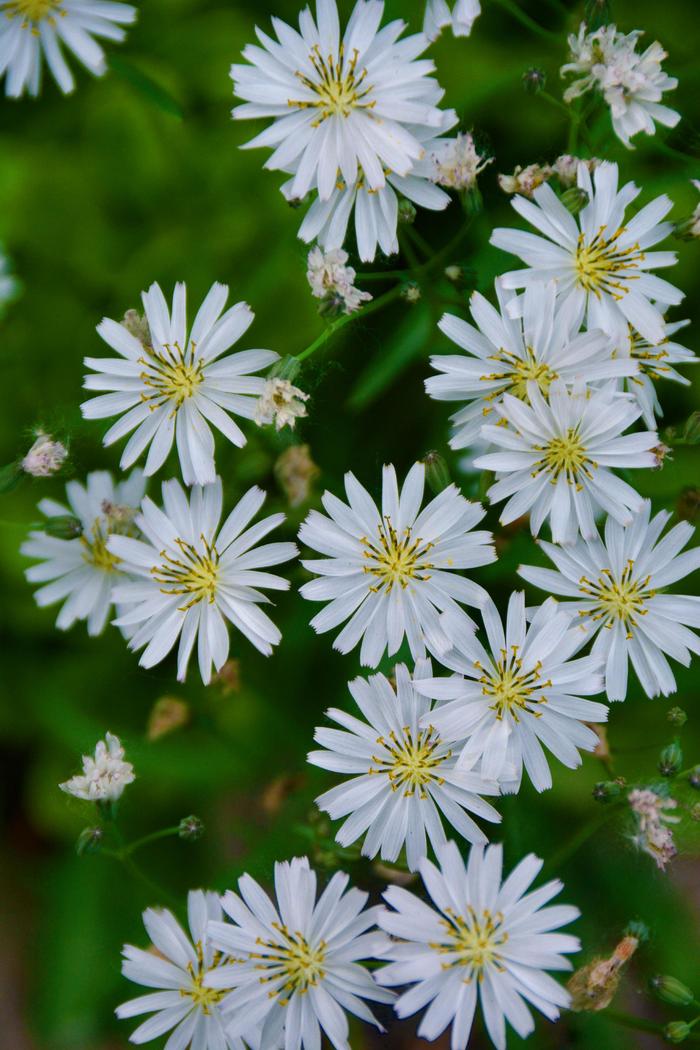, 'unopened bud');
688,766,700,790
43,514,83,539
664,1021,692,1044
400,282,421,304
651,975,696,1007
444,264,477,290
147,696,190,741
398,199,417,225
667,707,687,727
178,815,204,841
422,451,451,495
522,67,546,94
268,354,302,383
560,187,590,216
674,214,700,241
593,780,622,802
659,740,683,777
76,826,103,856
